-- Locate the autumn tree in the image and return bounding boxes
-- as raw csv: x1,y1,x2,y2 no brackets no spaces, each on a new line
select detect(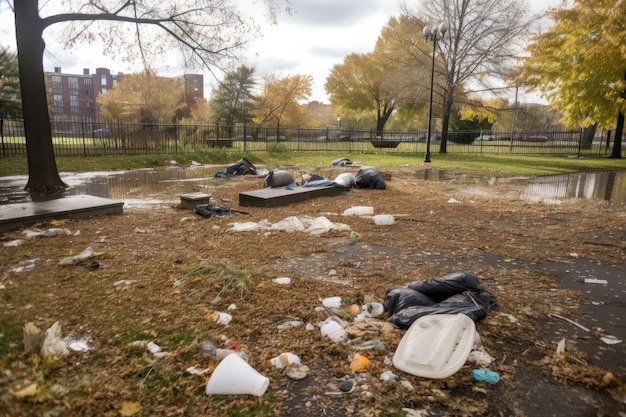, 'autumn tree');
0,46,21,117
517,0,625,158
254,73,312,128
208,65,258,128
403,0,534,153
98,71,183,124
8,0,288,196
